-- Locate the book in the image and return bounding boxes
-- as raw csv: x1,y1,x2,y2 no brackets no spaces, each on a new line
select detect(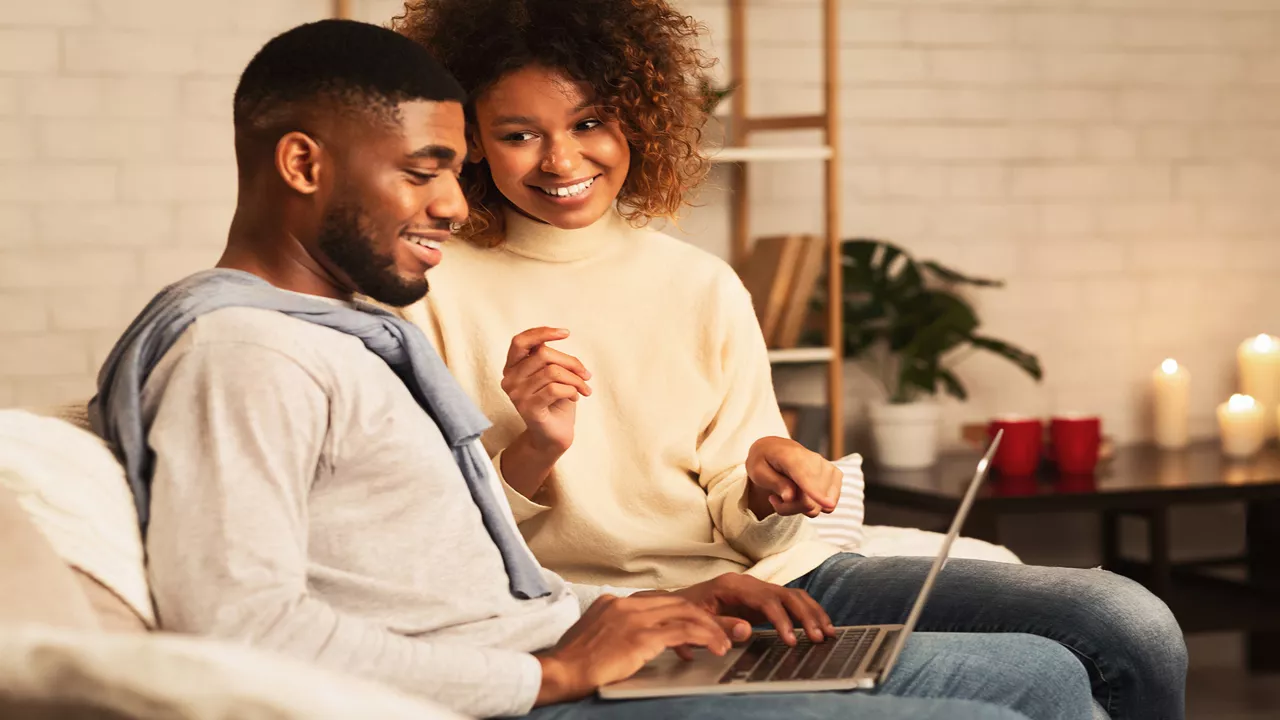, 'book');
773,234,826,349
737,235,804,344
